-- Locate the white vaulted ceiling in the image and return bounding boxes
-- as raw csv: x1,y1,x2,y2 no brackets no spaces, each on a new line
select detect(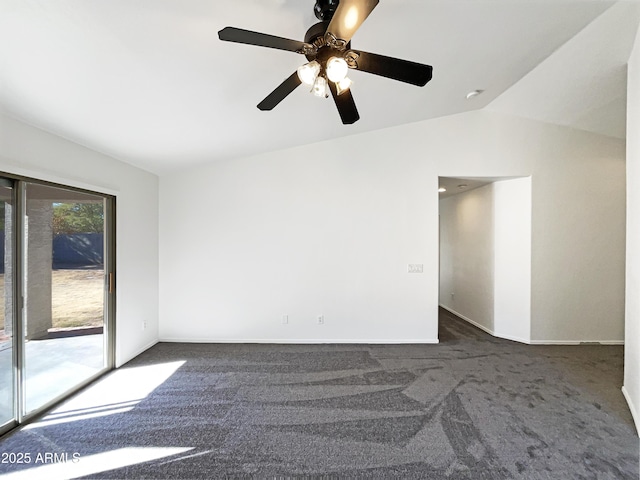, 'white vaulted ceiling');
487,1,639,139
0,0,638,174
